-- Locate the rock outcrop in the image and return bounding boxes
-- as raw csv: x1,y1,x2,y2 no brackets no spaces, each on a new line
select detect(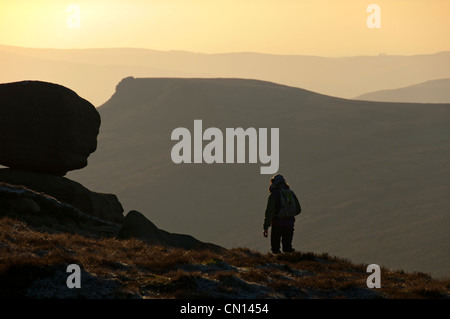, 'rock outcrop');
0,182,121,237
117,210,225,253
0,80,100,176
0,169,123,224
0,80,219,257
